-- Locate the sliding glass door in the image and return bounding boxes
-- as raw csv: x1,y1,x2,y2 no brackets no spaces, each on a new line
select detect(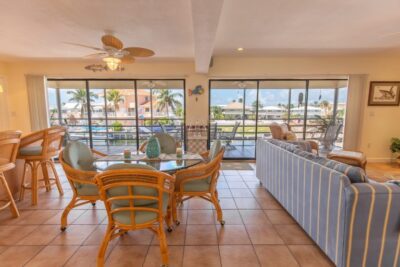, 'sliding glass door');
47,79,185,154
209,79,348,159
